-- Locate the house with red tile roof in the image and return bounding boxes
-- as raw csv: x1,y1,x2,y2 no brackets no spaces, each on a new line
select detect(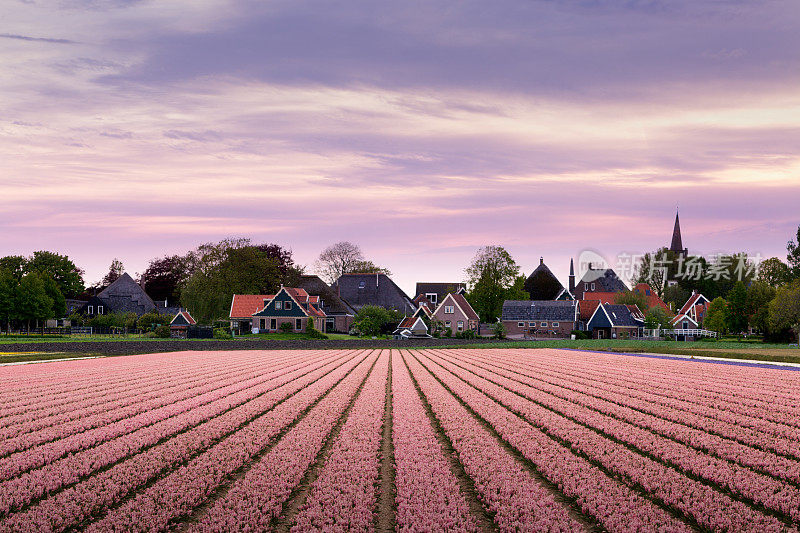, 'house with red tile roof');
670,291,710,329
632,283,670,312
392,315,431,338
169,310,197,338
230,287,326,334
432,292,480,334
